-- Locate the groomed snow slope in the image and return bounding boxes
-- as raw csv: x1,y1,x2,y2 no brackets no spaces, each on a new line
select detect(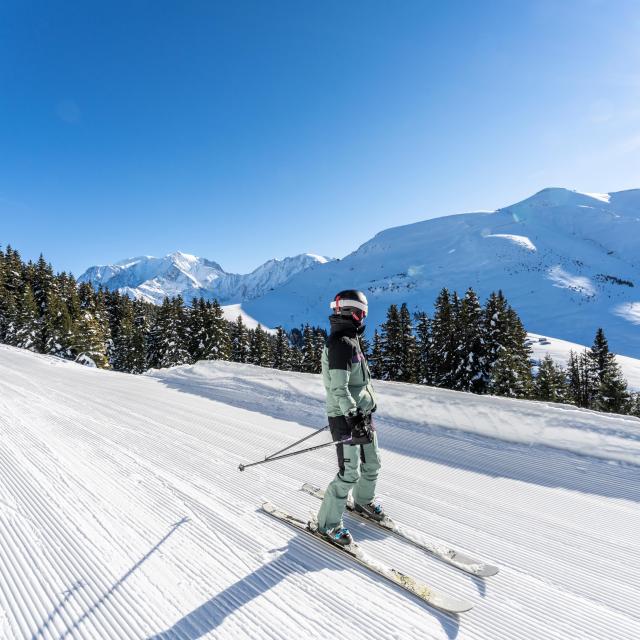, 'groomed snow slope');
1,346,639,640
